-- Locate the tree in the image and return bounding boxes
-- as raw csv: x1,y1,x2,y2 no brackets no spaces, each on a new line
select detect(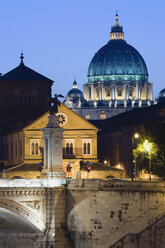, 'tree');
134,121,165,178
